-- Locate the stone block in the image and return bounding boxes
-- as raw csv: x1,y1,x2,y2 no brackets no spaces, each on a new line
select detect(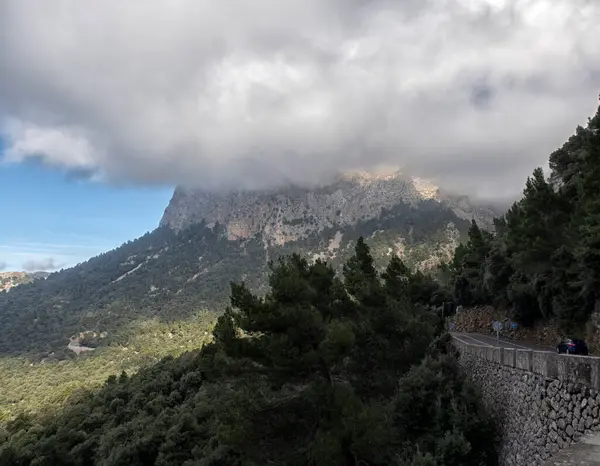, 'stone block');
532,351,558,378
485,346,501,363
503,348,516,367
478,346,488,359
479,346,486,358
570,356,593,386
451,338,464,353
558,356,569,383
492,347,503,364
590,357,600,390
516,350,533,371
557,355,598,387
